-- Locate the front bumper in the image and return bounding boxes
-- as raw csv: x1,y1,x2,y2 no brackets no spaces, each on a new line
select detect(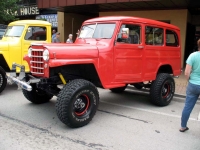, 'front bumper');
6,72,32,91
6,63,40,92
